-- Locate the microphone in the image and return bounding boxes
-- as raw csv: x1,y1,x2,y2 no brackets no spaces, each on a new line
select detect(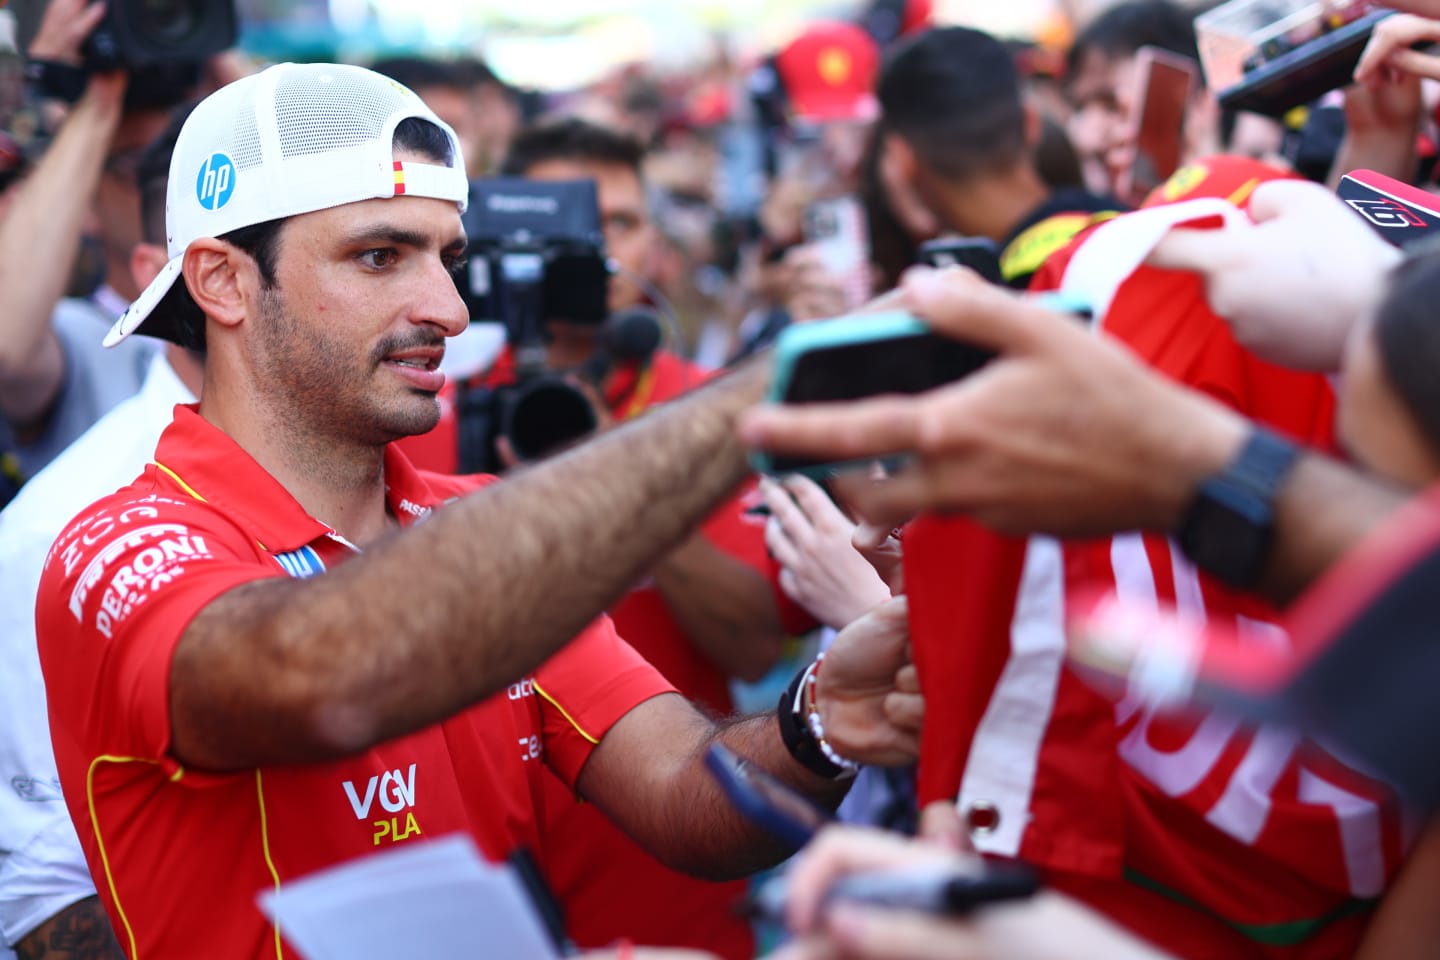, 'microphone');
604,307,663,362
